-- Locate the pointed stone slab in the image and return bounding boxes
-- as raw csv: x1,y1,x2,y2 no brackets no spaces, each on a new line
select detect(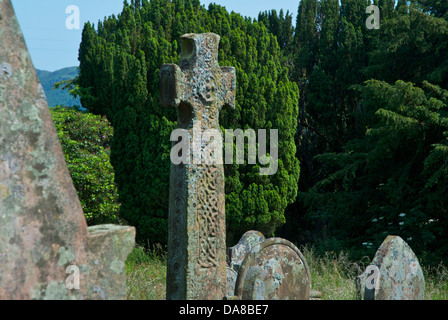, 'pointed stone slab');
0,0,135,299
356,236,425,300
234,238,311,300
161,33,236,300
